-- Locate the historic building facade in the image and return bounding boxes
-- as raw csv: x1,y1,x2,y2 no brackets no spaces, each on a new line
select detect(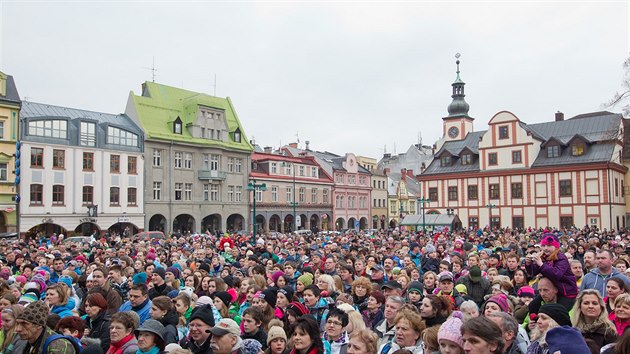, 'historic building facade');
249,152,333,233
387,169,421,228
419,61,627,230
19,102,145,236
0,72,20,233
126,82,253,234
